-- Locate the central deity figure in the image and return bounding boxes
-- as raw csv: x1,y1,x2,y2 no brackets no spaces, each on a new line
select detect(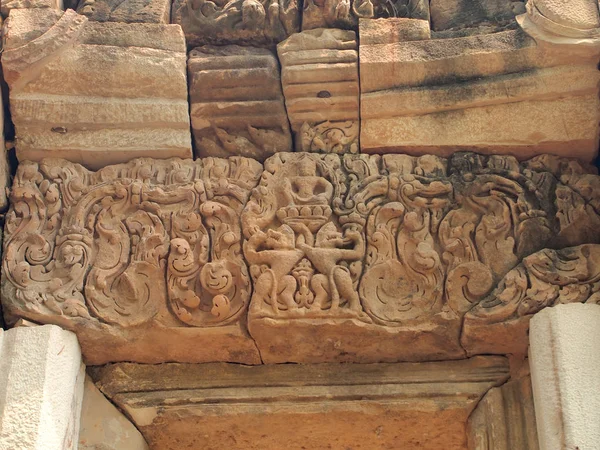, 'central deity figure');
243,154,364,317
